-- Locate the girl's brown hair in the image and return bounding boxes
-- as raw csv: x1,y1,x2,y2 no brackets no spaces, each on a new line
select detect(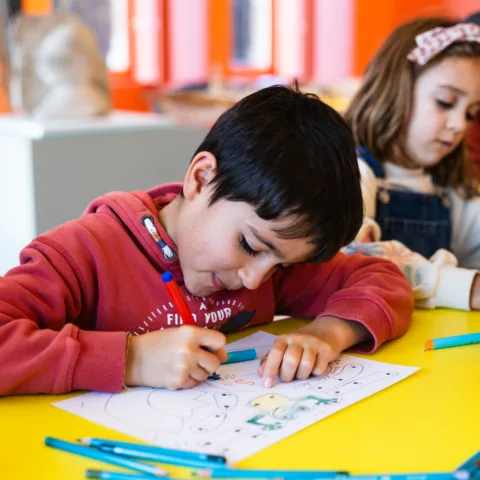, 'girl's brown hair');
344,17,480,199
